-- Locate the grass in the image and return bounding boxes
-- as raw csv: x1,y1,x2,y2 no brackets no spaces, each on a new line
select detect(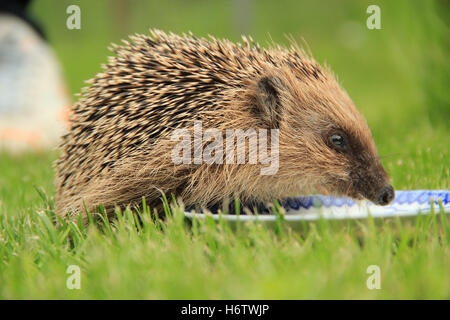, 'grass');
0,152,448,299
0,0,448,299
0,187,448,299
